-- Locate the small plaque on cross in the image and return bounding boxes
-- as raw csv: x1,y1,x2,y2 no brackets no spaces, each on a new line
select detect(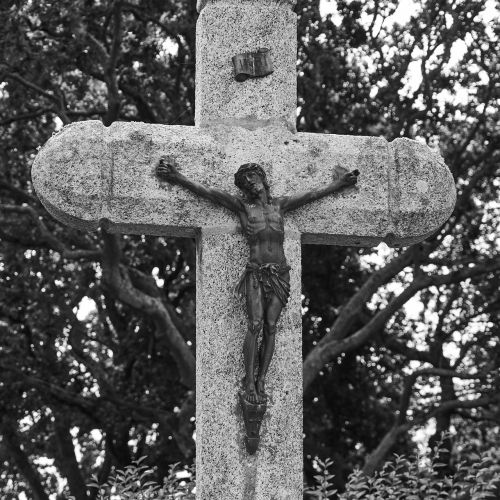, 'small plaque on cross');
232,48,274,82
